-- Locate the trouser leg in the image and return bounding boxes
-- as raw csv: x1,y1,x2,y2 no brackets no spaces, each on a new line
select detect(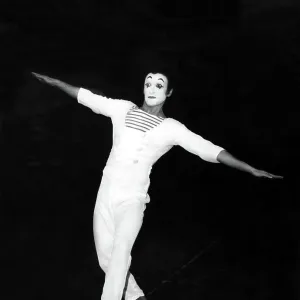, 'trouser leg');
93,202,145,300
